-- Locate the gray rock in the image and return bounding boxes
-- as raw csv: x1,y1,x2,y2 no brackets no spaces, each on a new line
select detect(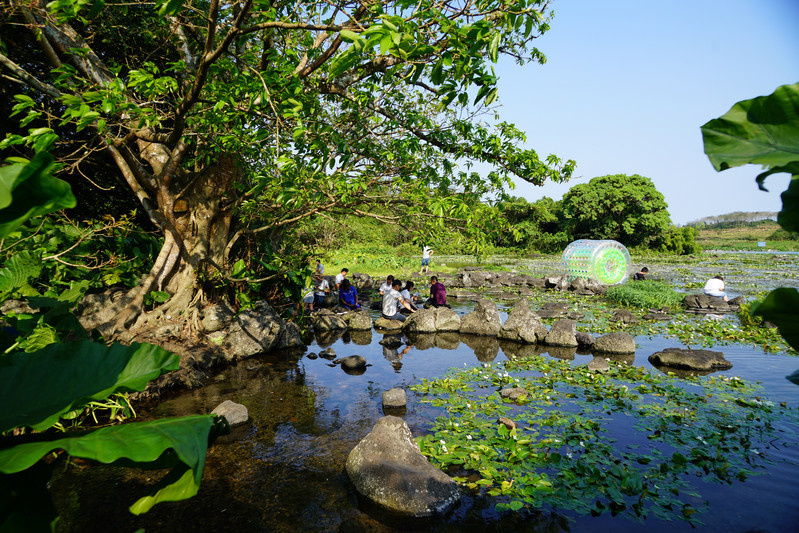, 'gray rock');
383,388,407,408
593,332,636,354
333,355,368,371
544,319,578,347
403,309,437,333
587,356,610,373
341,310,373,331
642,311,672,321
576,331,595,347
346,416,460,517
648,348,732,370
319,347,336,359
224,300,283,358
374,317,404,331
351,272,374,291
312,309,348,331
498,298,547,344
433,307,461,332
545,276,569,291
211,399,248,427
500,387,528,400
449,290,478,299
537,301,570,318
610,309,639,324
497,417,517,430
276,320,304,349
460,298,501,336
201,303,235,333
